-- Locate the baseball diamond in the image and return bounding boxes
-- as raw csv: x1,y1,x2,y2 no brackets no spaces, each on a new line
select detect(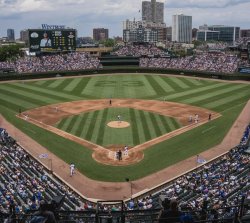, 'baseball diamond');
1,1,250,220
0,74,249,185
18,99,220,166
